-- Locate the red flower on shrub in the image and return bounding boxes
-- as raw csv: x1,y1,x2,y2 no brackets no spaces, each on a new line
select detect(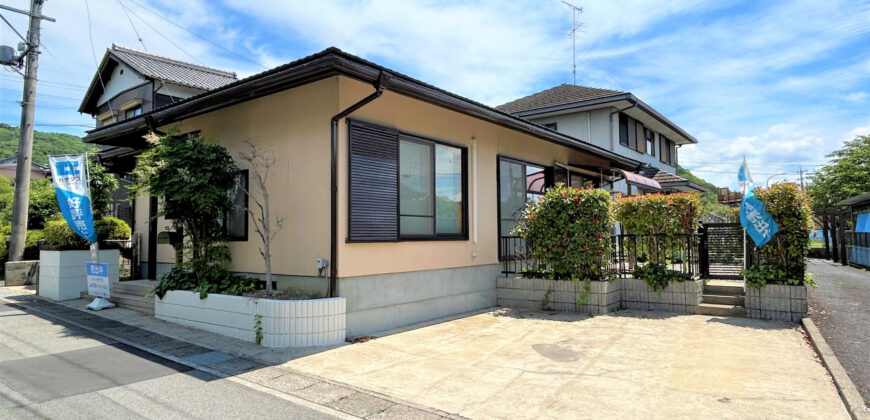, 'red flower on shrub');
561,191,567,197
528,212,536,220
